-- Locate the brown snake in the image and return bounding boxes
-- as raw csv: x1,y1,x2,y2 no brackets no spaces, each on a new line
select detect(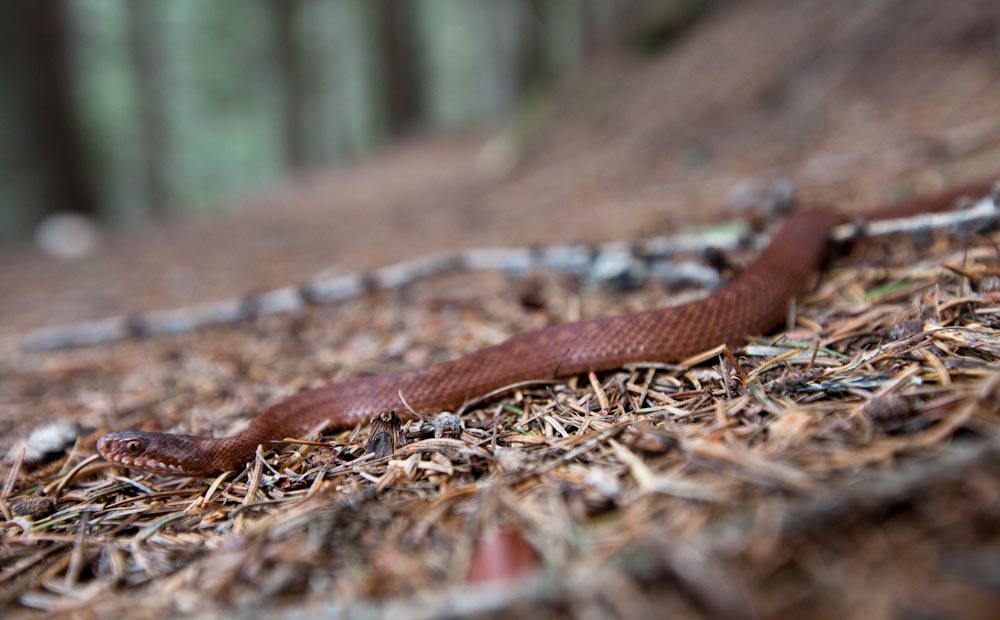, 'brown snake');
97,182,993,476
